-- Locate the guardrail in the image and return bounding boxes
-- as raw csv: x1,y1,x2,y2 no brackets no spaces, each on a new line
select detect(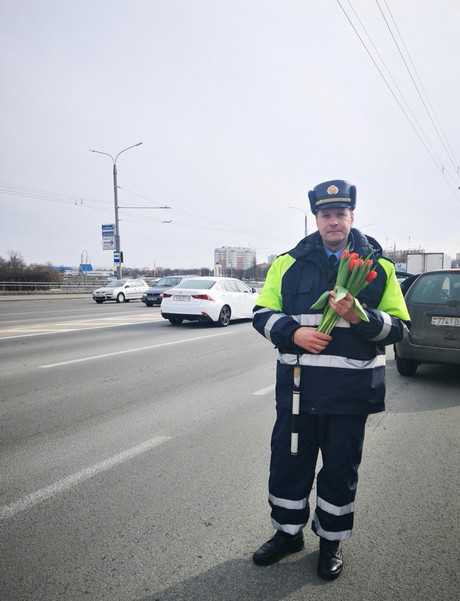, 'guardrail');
0,279,265,295
0,281,101,294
